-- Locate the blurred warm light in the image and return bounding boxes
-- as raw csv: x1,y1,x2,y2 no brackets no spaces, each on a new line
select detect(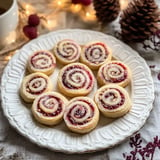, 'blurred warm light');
47,20,57,30
41,18,58,31
25,3,35,15
25,4,31,15
86,12,90,17
54,0,70,9
25,4,30,10
84,10,97,21
120,0,129,10
53,0,96,23
57,0,62,6
4,31,16,45
5,55,12,61
70,4,82,13
81,4,97,22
